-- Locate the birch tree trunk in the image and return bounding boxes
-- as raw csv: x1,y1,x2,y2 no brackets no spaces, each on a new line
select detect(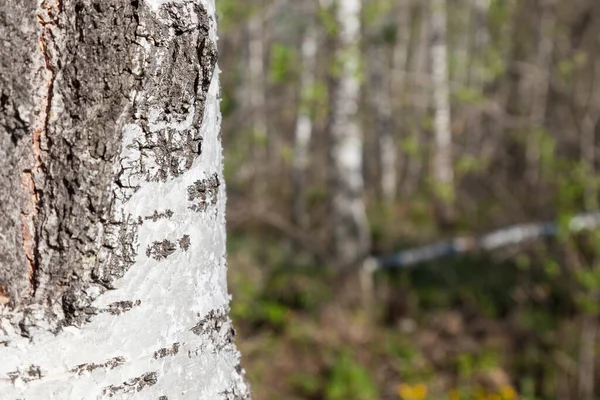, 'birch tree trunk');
400,1,428,197
526,0,555,186
465,0,489,153
371,47,397,204
248,12,268,191
391,0,411,101
0,1,250,398
329,0,370,267
292,25,318,227
468,0,490,92
430,0,455,221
